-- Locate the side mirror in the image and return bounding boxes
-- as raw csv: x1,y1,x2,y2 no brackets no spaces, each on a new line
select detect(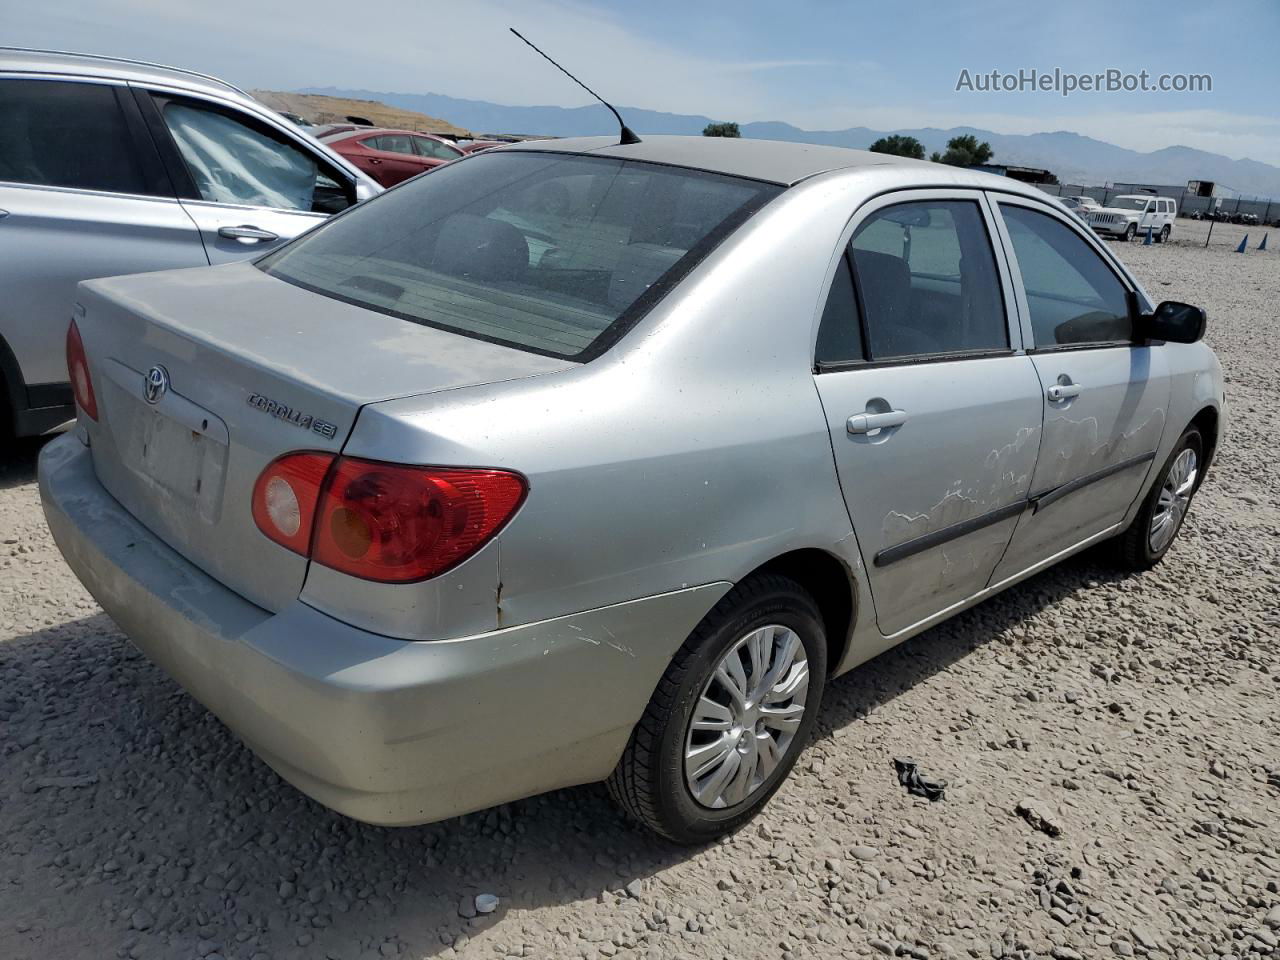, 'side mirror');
354,181,379,203
1138,300,1206,344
